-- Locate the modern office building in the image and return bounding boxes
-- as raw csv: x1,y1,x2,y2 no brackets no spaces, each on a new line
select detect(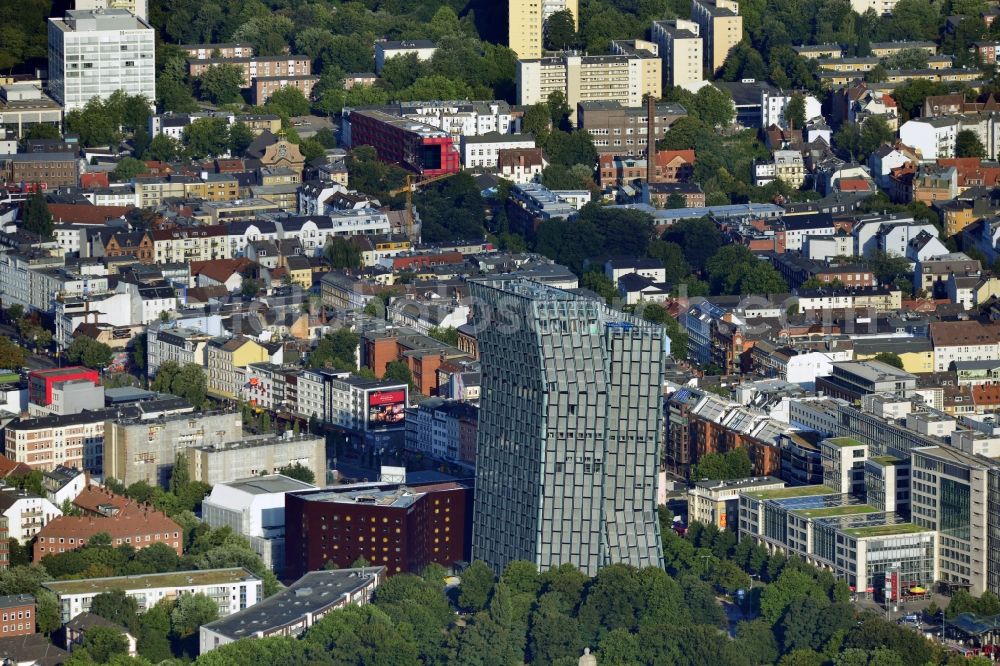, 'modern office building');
283,482,472,579
517,52,660,111
43,568,262,623
691,0,742,74
739,485,937,597
911,445,994,595
508,0,579,60
47,9,155,112
343,110,460,177
651,19,704,87
201,475,318,575
687,476,785,529
815,360,917,402
469,278,666,575
820,437,869,496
